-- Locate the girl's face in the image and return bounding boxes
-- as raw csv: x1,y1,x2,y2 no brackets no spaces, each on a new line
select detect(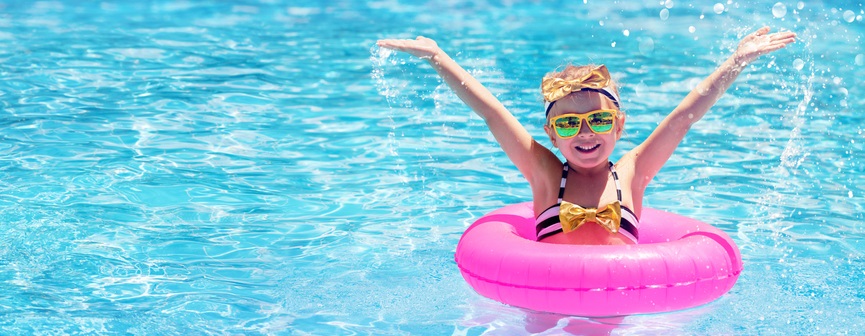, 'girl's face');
544,91,624,169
